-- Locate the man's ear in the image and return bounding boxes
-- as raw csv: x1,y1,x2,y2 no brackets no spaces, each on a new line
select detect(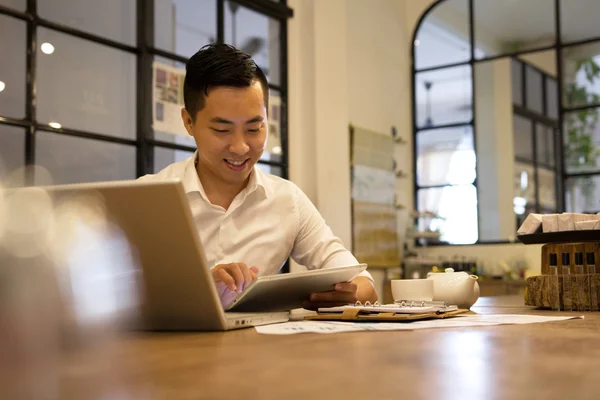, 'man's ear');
181,108,194,137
